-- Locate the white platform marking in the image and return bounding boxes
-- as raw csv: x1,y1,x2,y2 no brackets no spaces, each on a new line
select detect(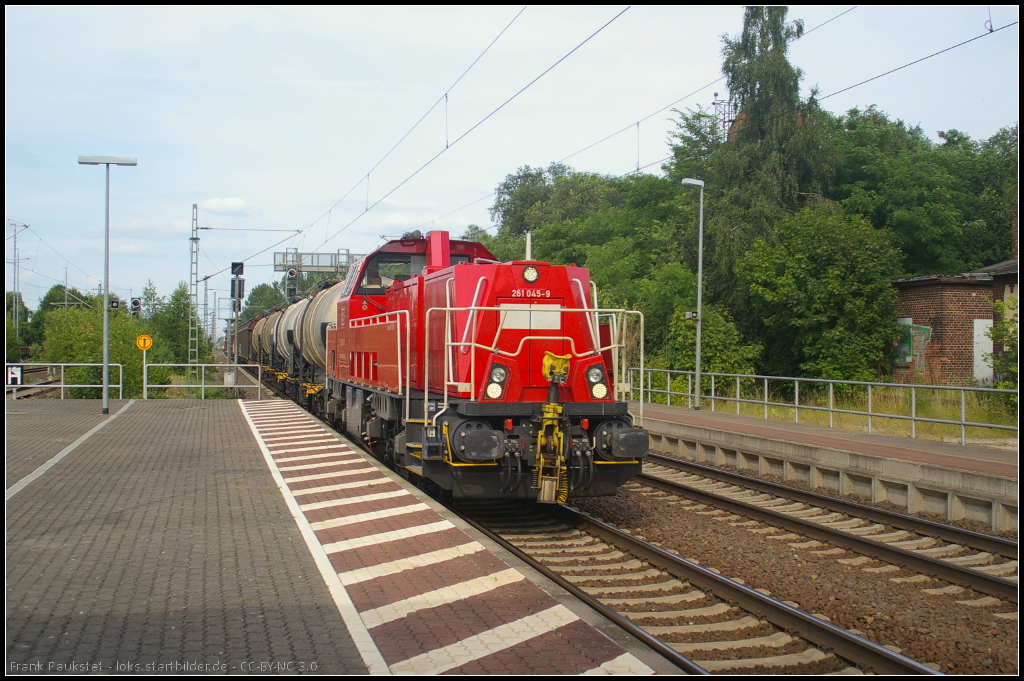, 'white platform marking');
321,520,455,554
271,444,353,455
283,467,381,484
279,459,365,472
309,502,430,531
361,568,525,629
581,653,655,675
291,479,396,498
300,489,408,512
338,542,486,586
388,605,579,675
276,451,363,464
